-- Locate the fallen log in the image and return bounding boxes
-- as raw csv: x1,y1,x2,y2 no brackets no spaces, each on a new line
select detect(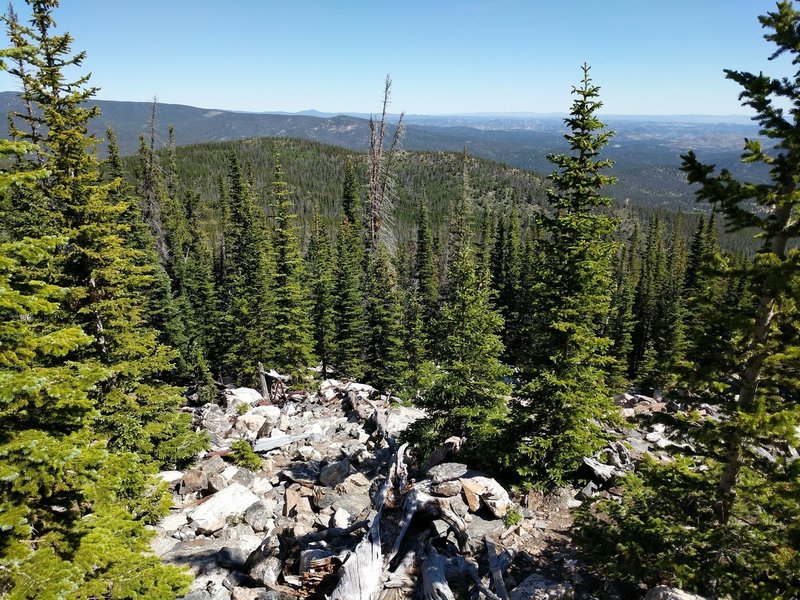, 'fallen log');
328,443,395,600
421,545,455,600
388,483,470,566
485,535,510,600
253,431,313,453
